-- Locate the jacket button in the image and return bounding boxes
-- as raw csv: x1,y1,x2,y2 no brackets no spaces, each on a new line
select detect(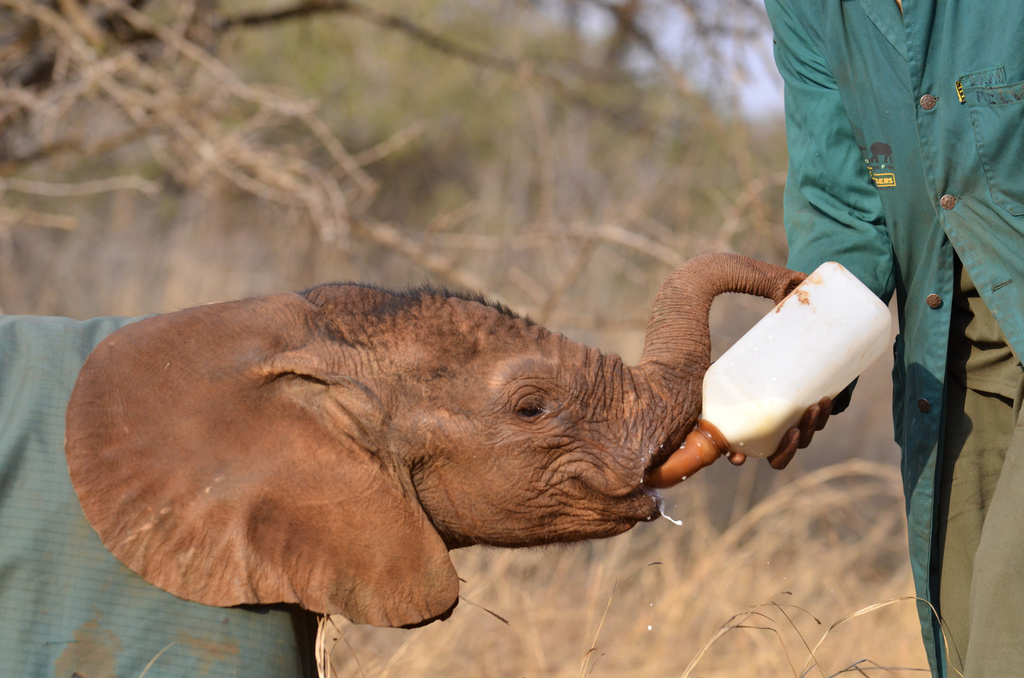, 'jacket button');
940,194,958,210
920,94,937,110
926,294,943,309
918,398,932,413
